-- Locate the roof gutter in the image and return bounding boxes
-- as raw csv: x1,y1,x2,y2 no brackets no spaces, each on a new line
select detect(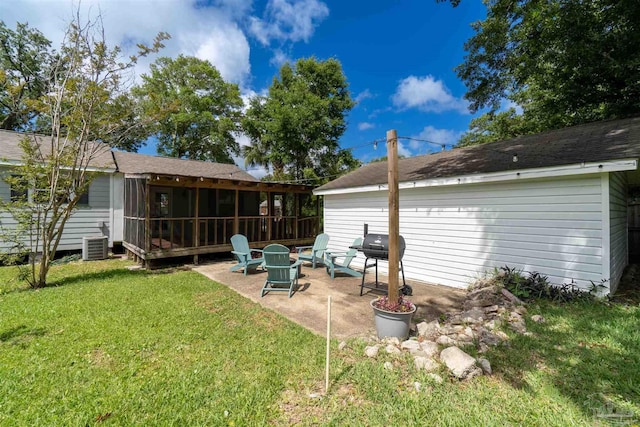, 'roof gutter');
314,158,638,196
0,159,117,173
